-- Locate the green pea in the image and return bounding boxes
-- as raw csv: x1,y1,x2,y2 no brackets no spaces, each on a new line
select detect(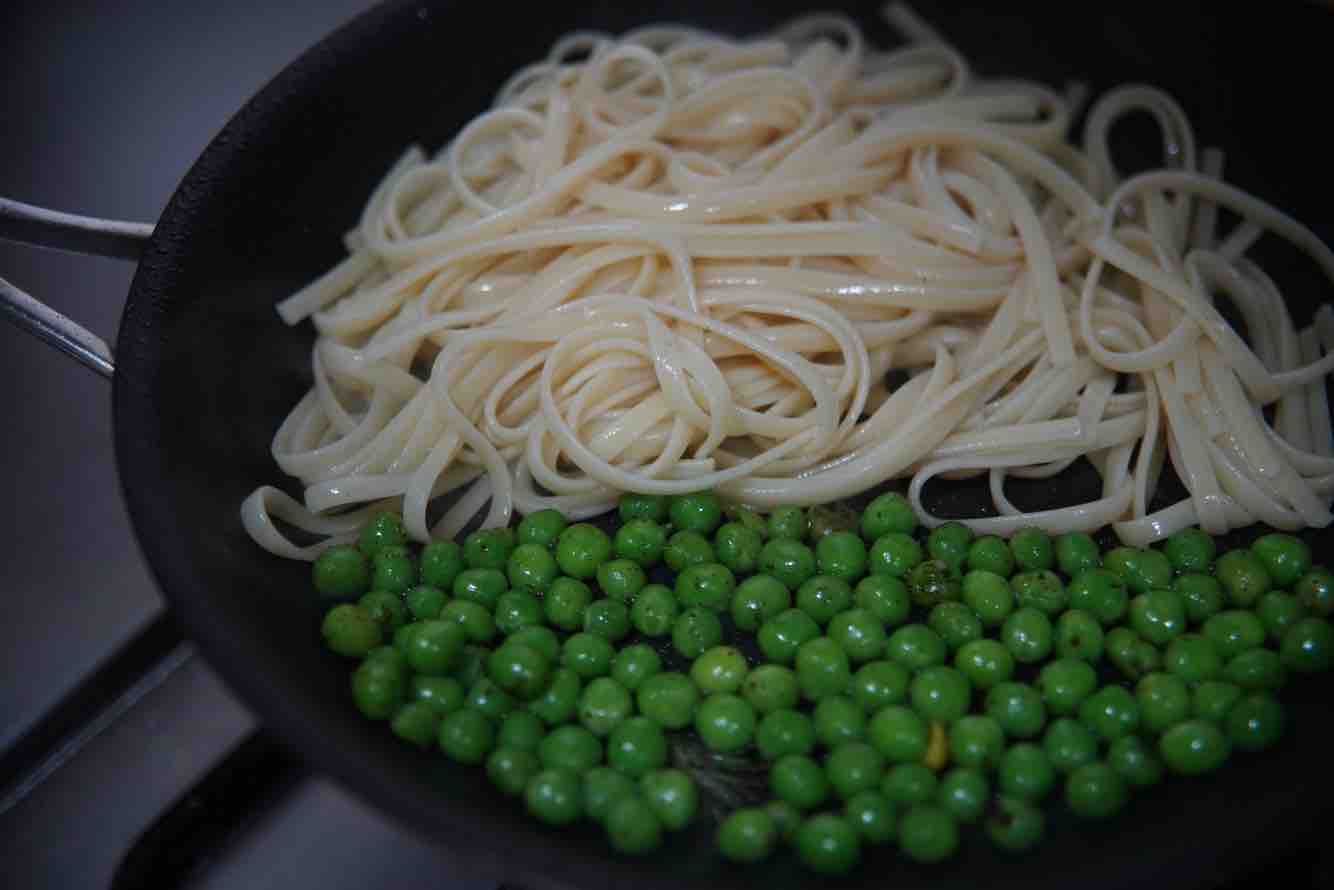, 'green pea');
844,790,896,844
1164,634,1223,684
525,768,582,825
1067,568,1128,626
672,563,736,613
826,742,887,800
1256,591,1308,642
579,676,634,737
1054,609,1105,662
861,492,916,540
881,762,938,805
584,598,631,642
1215,550,1272,607
758,538,818,590
867,532,923,579
795,575,854,625
438,708,496,764
757,608,821,664
555,523,612,579
794,813,861,874
954,639,1015,690
494,590,543,636
351,656,406,719
497,710,545,752
717,808,778,864
850,661,911,713
756,709,817,759
596,558,647,602
855,575,911,627
641,768,697,830
529,667,581,726
1135,672,1190,734
313,545,371,599
583,766,637,824
404,584,447,621
563,631,615,679
486,642,550,700
1223,649,1286,691
359,512,408,558
610,643,661,692
637,672,698,730
1280,617,1334,673
714,522,764,575
1056,532,1102,577
908,559,961,608
731,574,791,632
1103,546,1172,594
814,695,866,748
462,528,513,572
795,637,852,701
770,754,830,809
742,664,800,714
1250,533,1311,588
1128,589,1187,645
966,535,1015,576
768,506,809,541
948,715,1004,770
961,570,1015,627
419,540,464,591
508,625,559,662
630,583,678,637
1174,573,1225,624
984,681,1046,739
997,742,1055,801
322,604,382,657
668,492,723,535
540,724,602,772
544,576,594,631
1011,570,1067,616
663,530,714,572
927,522,973,573
672,606,723,659
910,665,973,723
1159,720,1230,775
485,747,540,796
1065,762,1127,820
619,493,669,524
370,546,417,595
465,676,516,721
898,805,958,863
1202,609,1266,658
1107,735,1163,787
507,543,559,594
452,567,508,609
1037,658,1097,715
690,645,750,695
1009,528,1055,572
1161,527,1216,574
986,797,1044,853
886,623,948,671
868,706,928,763
1296,567,1334,616
1191,680,1243,723
1105,626,1161,681
411,675,464,717
828,608,888,662
1001,607,1054,664
1043,718,1098,773
515,508,568,549
817,530,869,583
1226,693,1285,752
928,602,983,651
613,519,668,569
607,716,668,777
